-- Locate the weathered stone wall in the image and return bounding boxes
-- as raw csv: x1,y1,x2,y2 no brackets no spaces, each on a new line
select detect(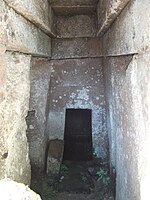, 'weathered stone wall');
56,15,97,38
48,58,108,161
52,38,102,59
53,13,102,58
0,0,53,184
3,0,55,37
50,0,98,6
103,53,150,200
102,0,150,199
47,8,105,175
50,0,98,16
0,45,6,102
29,58,52,135
97,0,130,36
0,0,52,57
26,58,51,172
103,55,132,168
102,0,150,55
0,179,42,200
0,52,31,185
